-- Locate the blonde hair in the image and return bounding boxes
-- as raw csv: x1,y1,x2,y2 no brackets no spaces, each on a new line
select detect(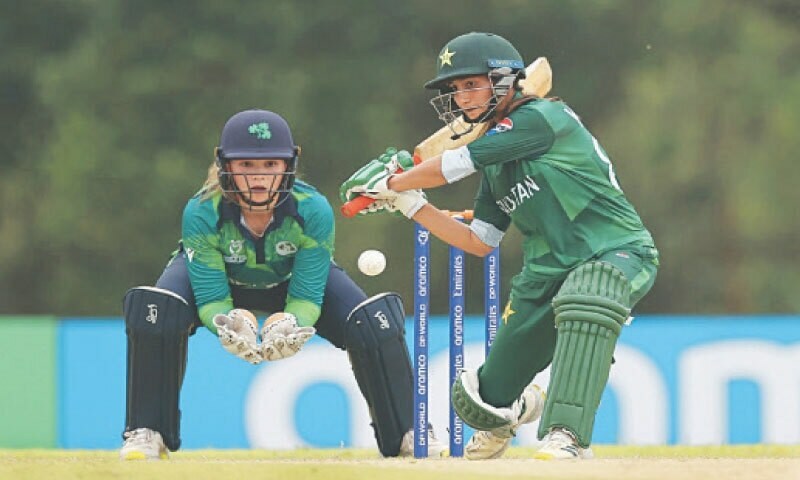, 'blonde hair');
200,162,229,202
